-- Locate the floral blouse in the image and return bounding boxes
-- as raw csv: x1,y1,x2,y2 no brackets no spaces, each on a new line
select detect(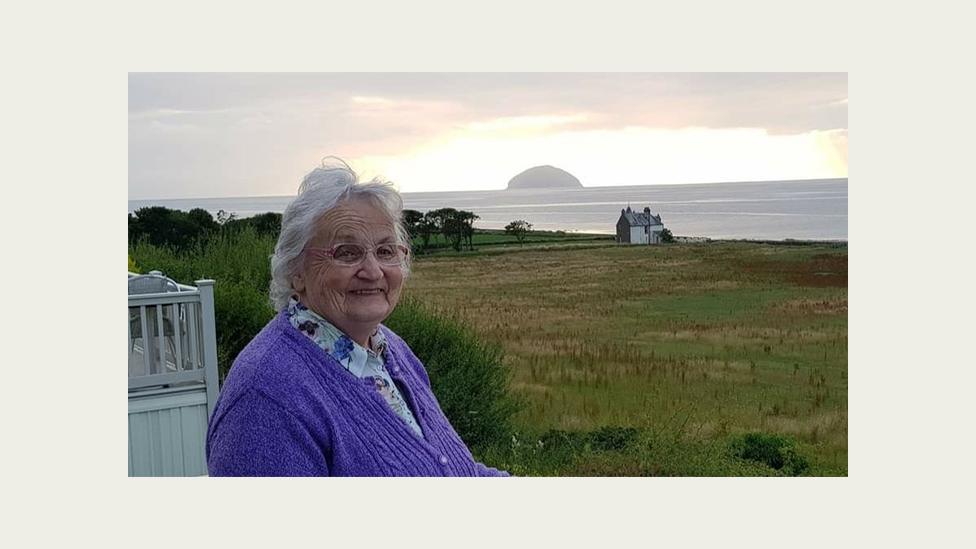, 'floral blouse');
286,297,424,439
